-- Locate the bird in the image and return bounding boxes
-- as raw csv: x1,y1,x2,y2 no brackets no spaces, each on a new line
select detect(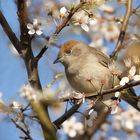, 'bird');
53,40,140,111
